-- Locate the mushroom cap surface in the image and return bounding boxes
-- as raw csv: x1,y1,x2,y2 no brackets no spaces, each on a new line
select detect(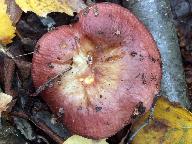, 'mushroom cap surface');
32,3,162,139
